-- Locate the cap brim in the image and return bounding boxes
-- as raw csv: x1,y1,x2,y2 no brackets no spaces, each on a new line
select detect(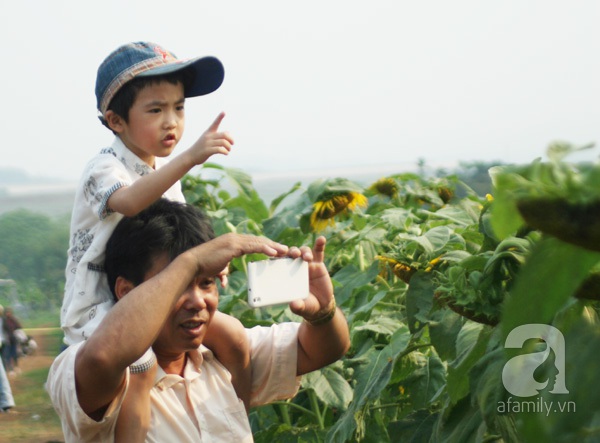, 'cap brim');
137,55,224,97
